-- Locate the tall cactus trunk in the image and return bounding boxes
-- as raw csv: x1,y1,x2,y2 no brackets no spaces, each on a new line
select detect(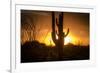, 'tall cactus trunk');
51,12,57,45
57,13,64,59
51,12,69,60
